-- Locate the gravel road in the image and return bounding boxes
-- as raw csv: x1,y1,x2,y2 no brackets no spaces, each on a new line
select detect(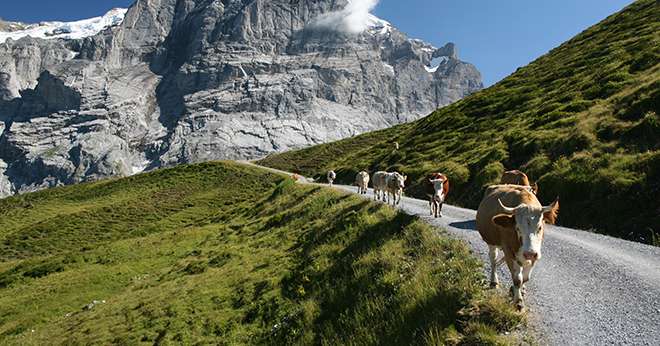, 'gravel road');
245,163,660,345
334,184,660,346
